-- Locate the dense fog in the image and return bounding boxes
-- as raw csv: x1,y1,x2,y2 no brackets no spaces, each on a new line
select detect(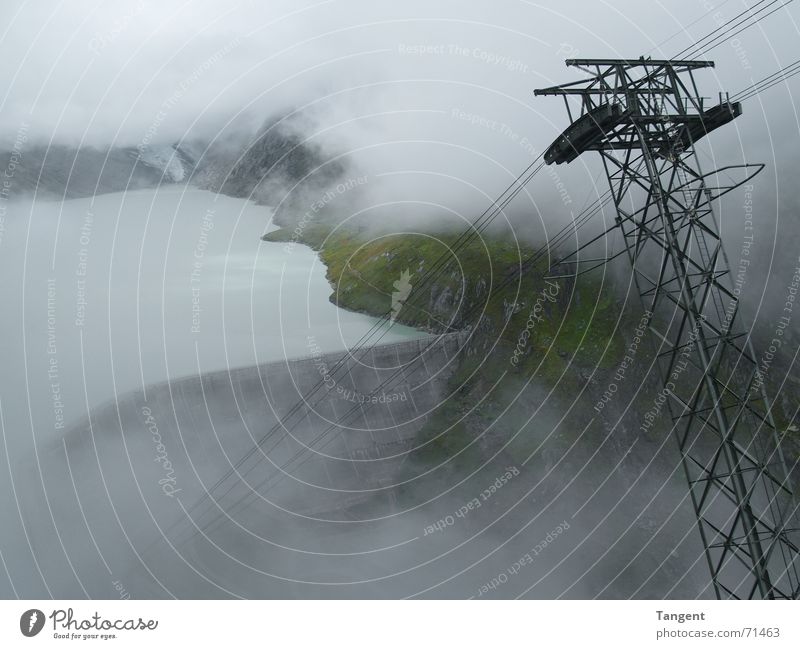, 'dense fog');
1,0,799,600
